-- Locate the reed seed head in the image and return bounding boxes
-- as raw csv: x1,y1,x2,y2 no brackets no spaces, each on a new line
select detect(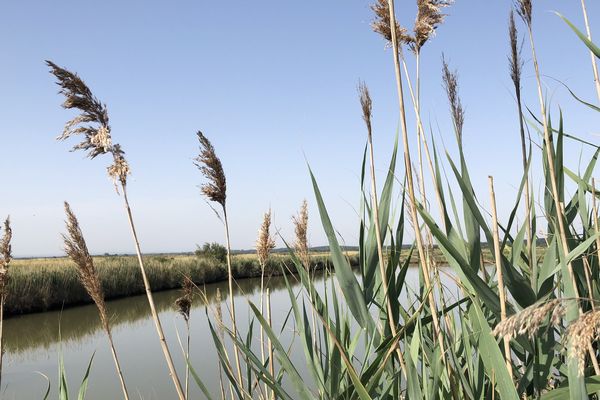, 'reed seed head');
508,10,523,93
441,57,465,144
413,0,452,52
565,309,600,376
492,299,565,340
371,0,411,47
194,131,227,207
175,277,195,322
256,209,276,268
107,144,131,189
0,217,12,298
358,81,373,137
62,202,108,329
515,0,532,27
293,200,310,270
47,61,112,159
